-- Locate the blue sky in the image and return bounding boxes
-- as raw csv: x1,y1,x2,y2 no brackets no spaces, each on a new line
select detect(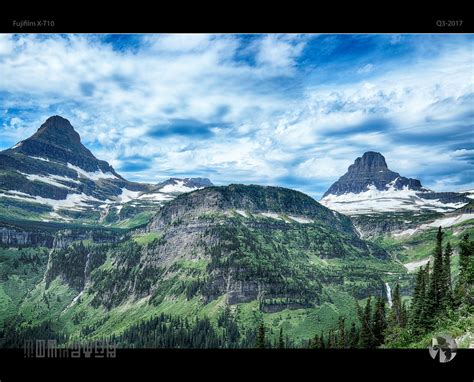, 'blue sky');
0,34,473,198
